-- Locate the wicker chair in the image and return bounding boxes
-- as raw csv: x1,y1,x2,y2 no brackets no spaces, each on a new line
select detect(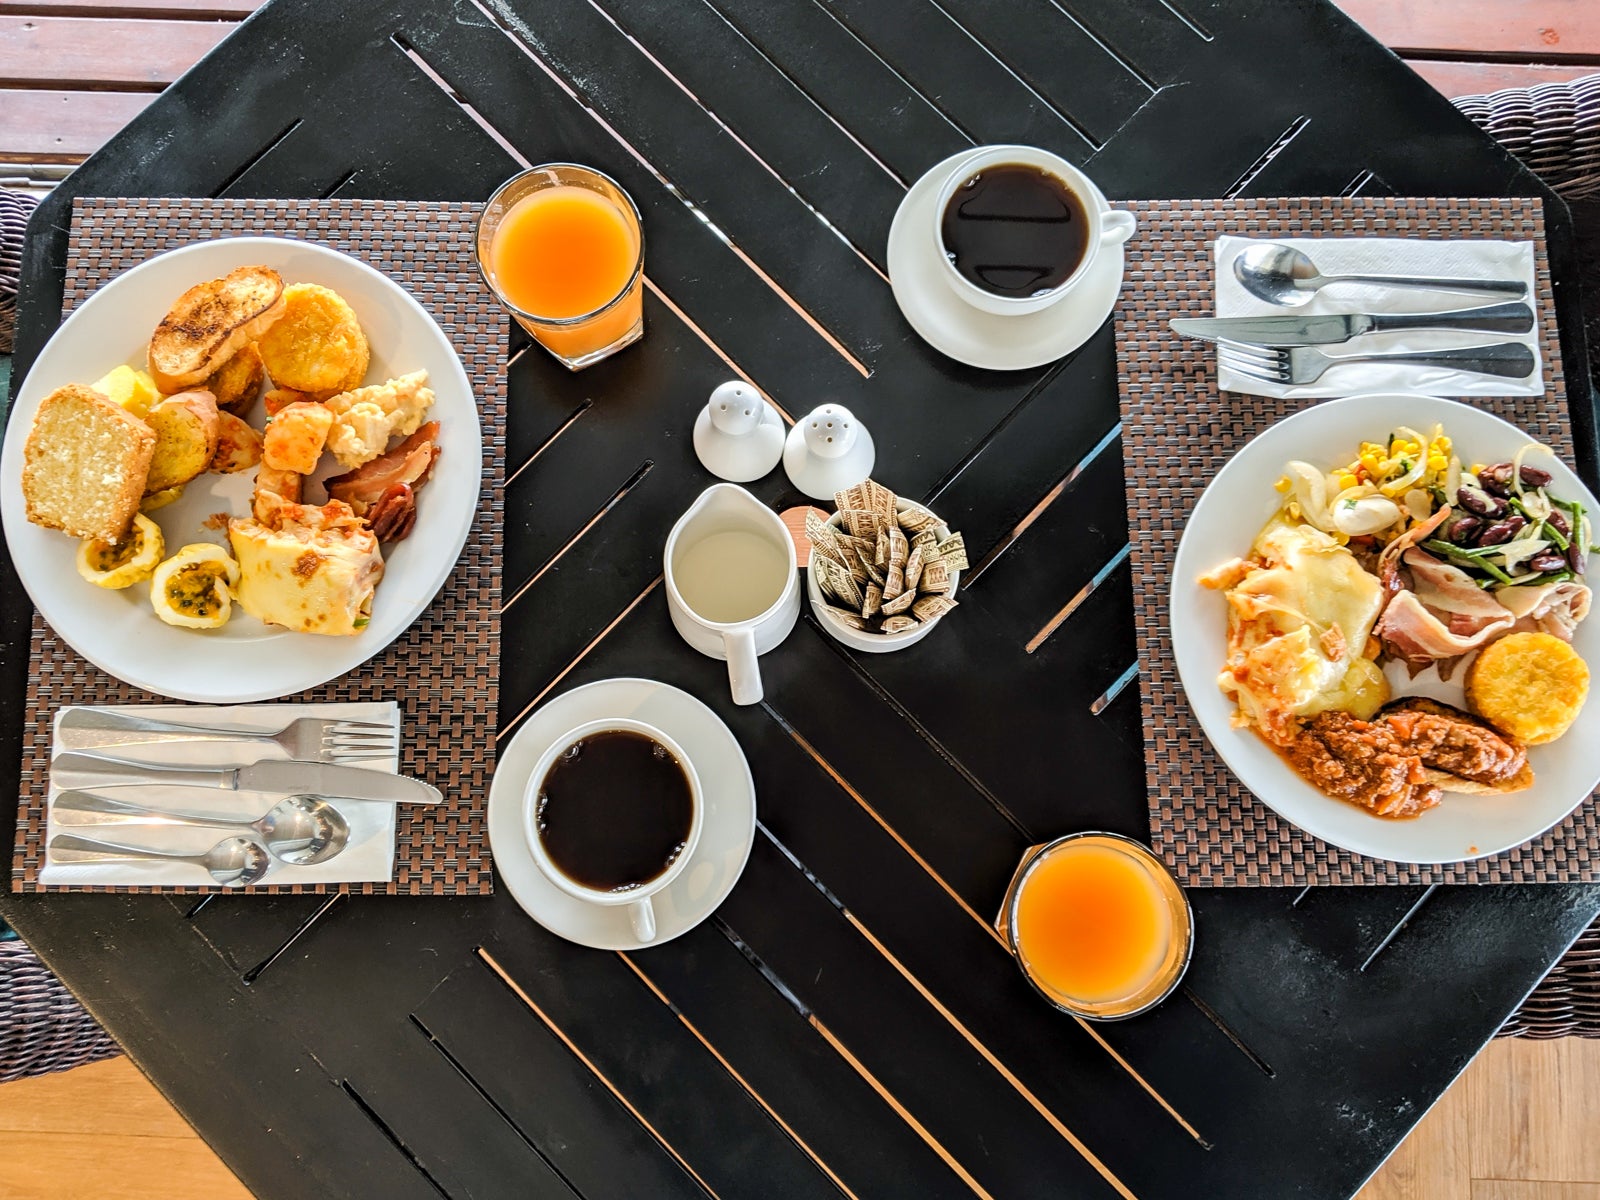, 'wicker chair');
0,936,119,1082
